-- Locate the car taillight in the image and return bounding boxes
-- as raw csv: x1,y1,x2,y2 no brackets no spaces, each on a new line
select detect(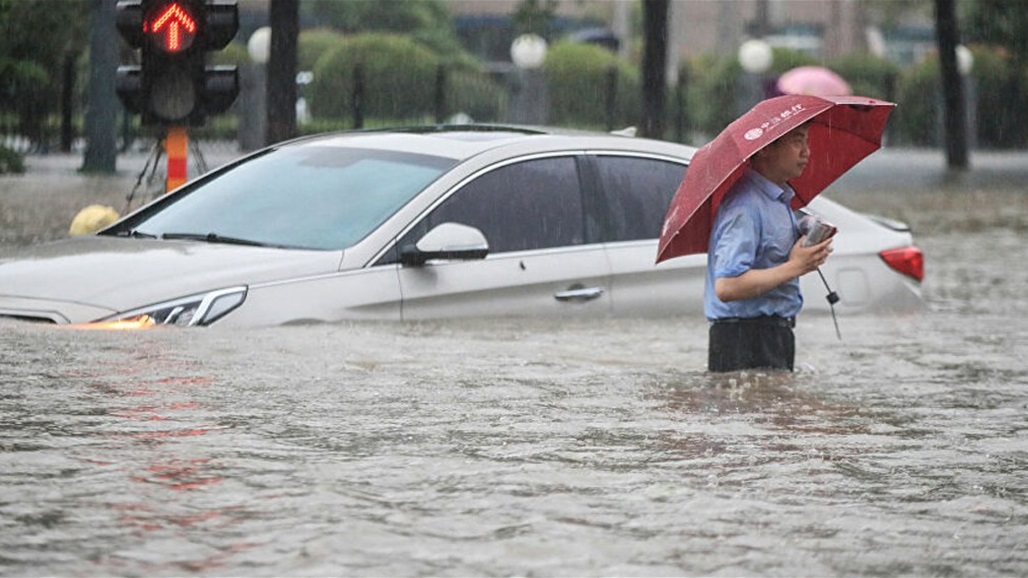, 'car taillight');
879,246,924,282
